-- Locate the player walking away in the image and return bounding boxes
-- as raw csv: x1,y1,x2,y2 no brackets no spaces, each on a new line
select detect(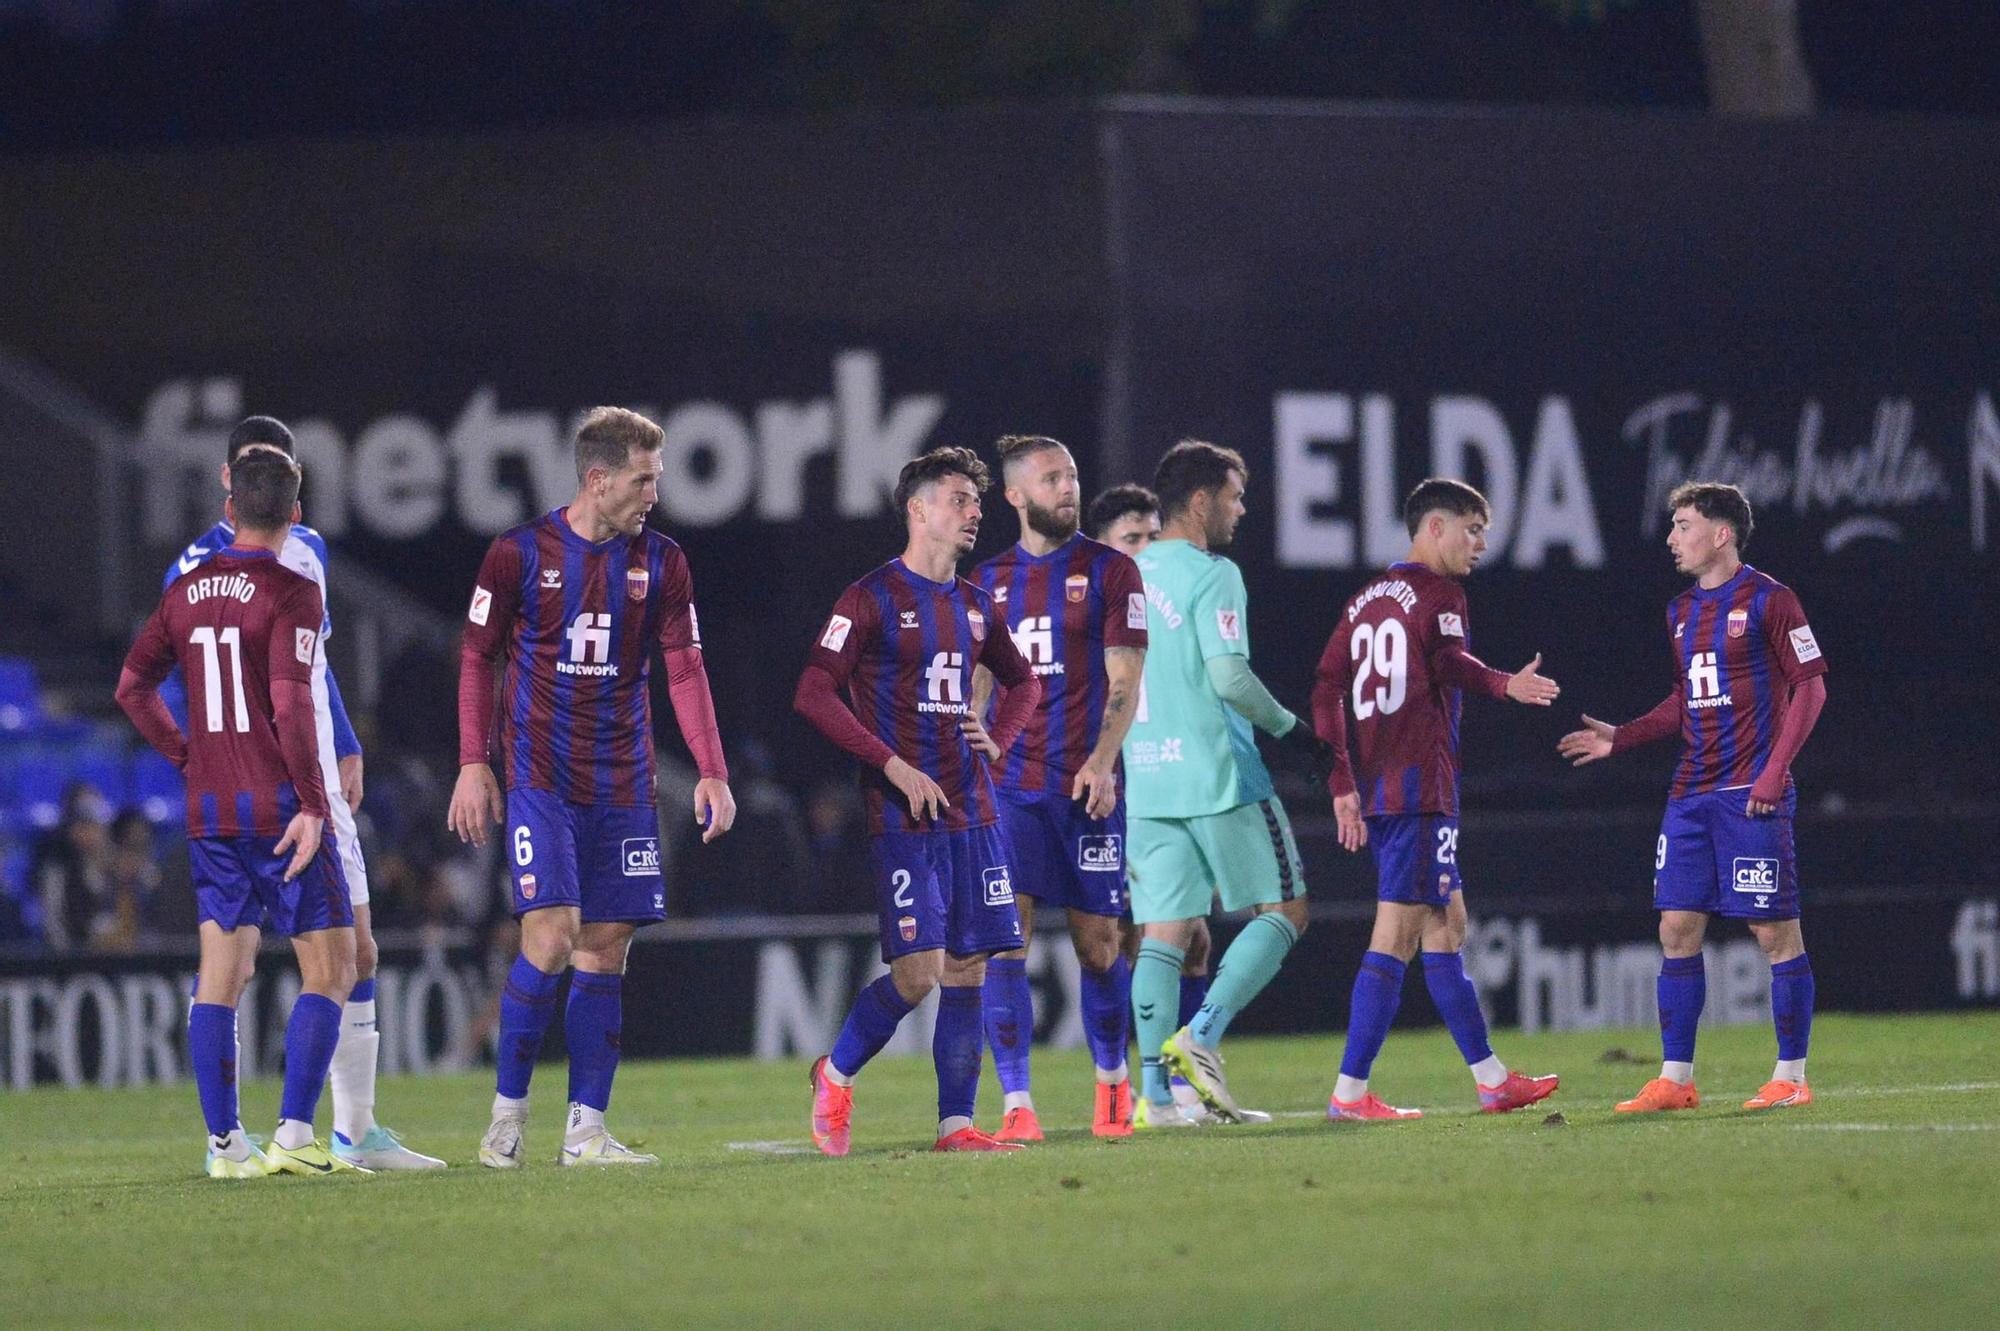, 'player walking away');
1312,479,1562,1121
451,407,737,1168
161,416,442,1171
794,447,1043,1155
1124,441,1332,1128
118,448,368,1178
969,438,1148,1141
1559,482,1828,1113
1088,484,1217,1103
